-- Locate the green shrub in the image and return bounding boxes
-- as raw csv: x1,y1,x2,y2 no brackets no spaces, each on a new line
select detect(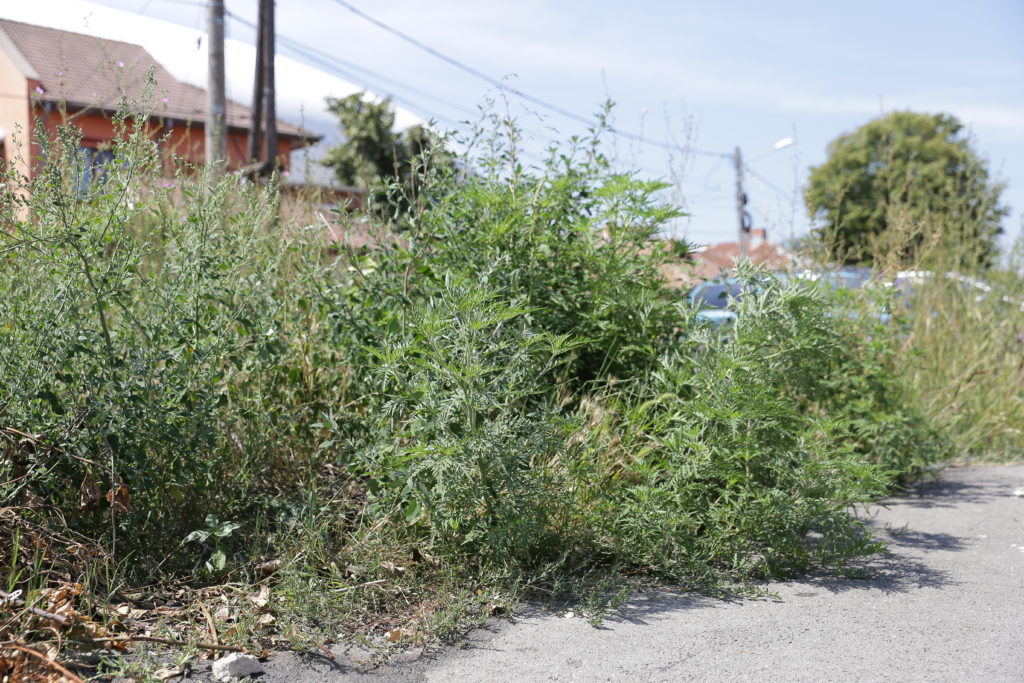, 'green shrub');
1,117,276,567
357,285,587,566
0,96,959,646
347,119,689,389
591,272,893,581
